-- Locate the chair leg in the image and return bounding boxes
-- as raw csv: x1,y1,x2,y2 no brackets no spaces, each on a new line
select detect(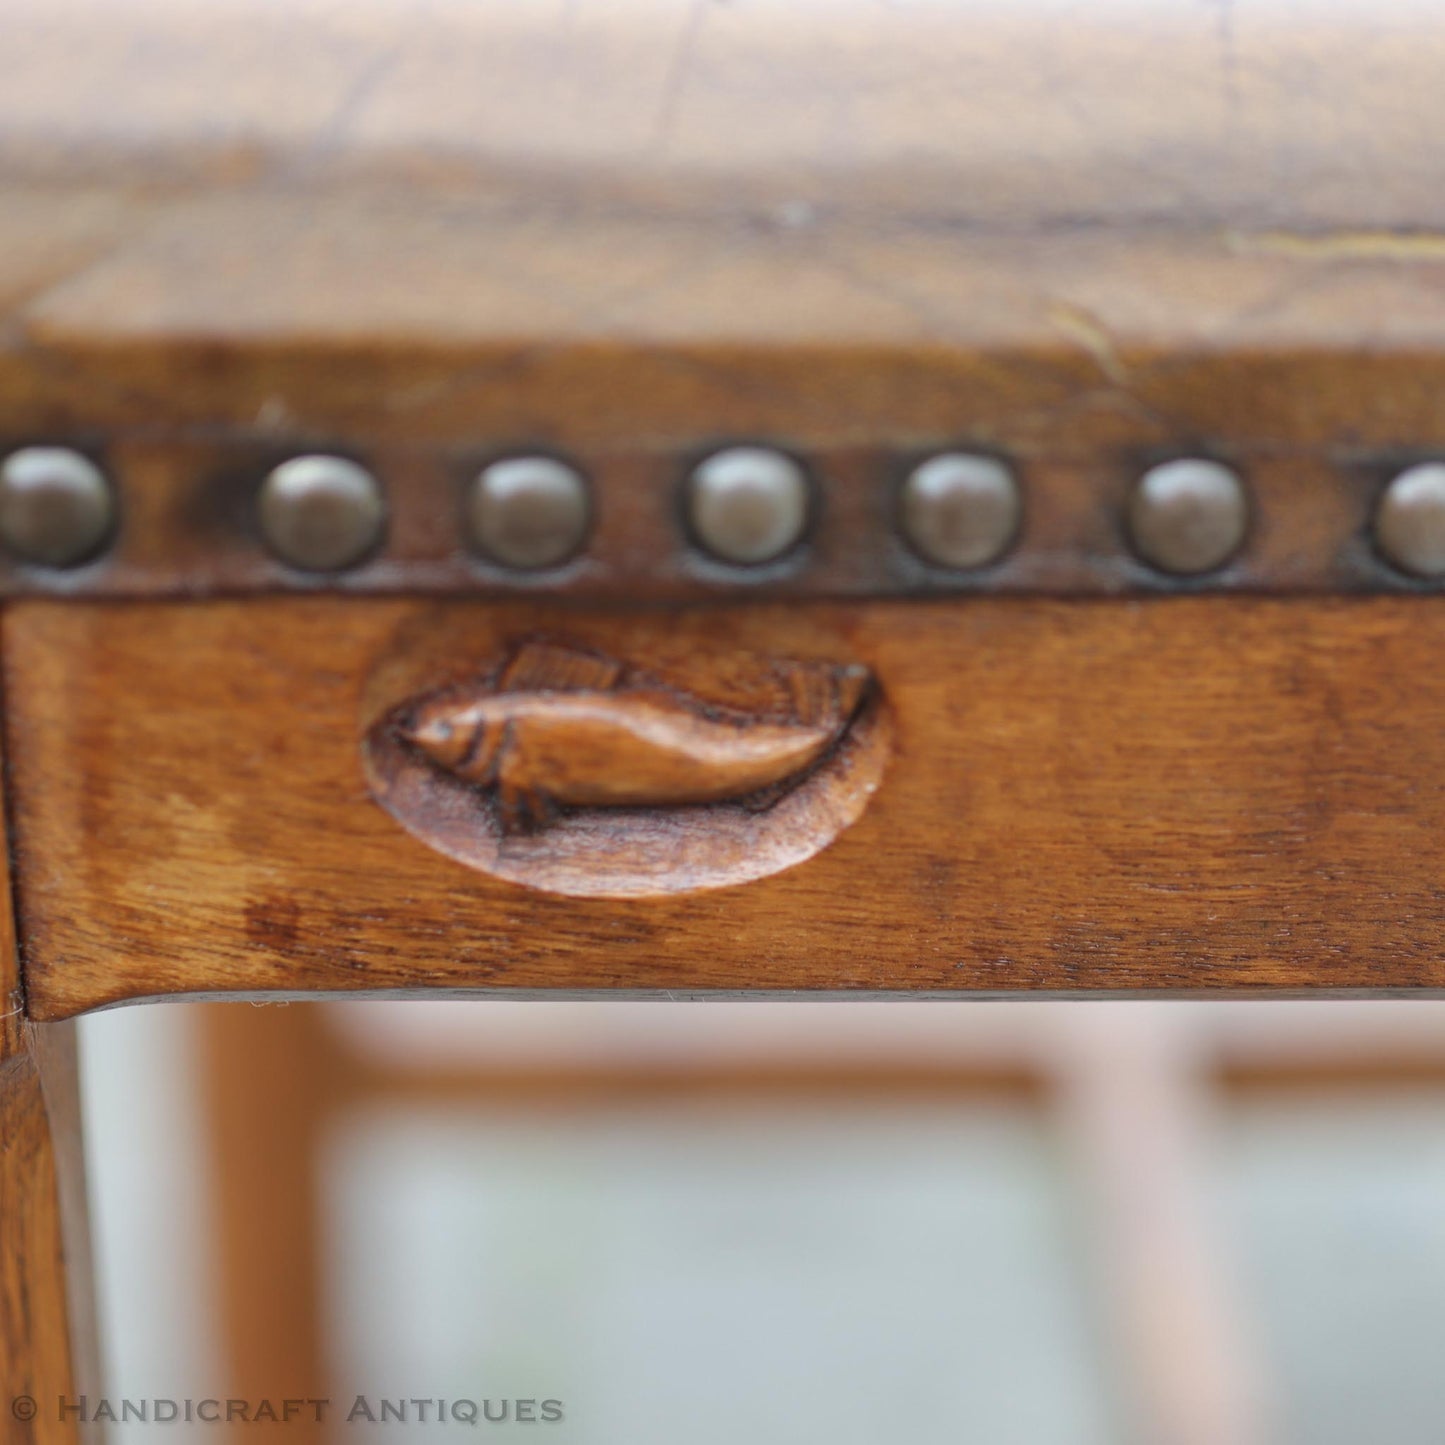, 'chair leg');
1,1017,98,1445
202,1002,332,1420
